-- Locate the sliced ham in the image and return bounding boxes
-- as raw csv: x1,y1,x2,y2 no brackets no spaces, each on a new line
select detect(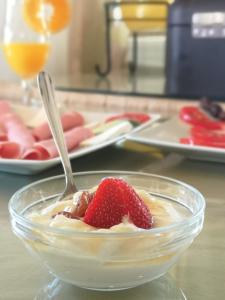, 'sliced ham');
0,113,35,151
23,126,93,160
0,126,7,141
32,112,85,141
0,142,21,159
22,147,47,160
0,101,12,141
0,100,12,116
